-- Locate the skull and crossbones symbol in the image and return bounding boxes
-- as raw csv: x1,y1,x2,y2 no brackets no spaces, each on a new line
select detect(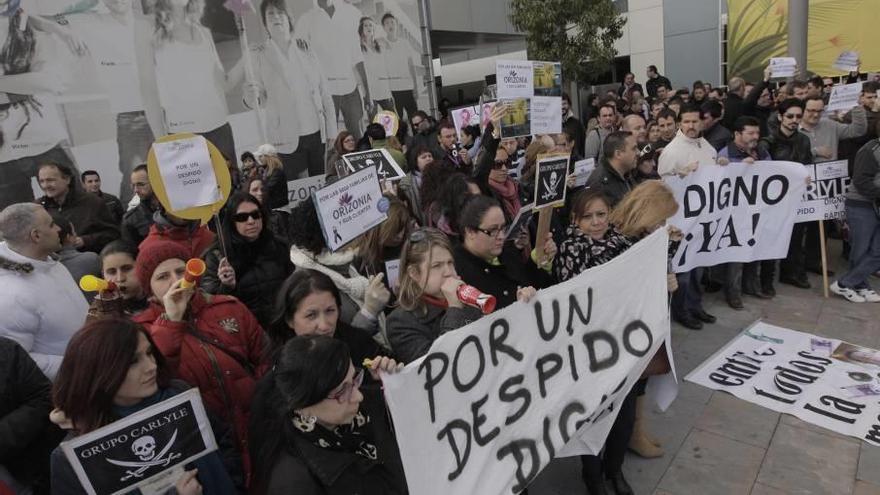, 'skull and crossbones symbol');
106,430,182,481
541,171,562,201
